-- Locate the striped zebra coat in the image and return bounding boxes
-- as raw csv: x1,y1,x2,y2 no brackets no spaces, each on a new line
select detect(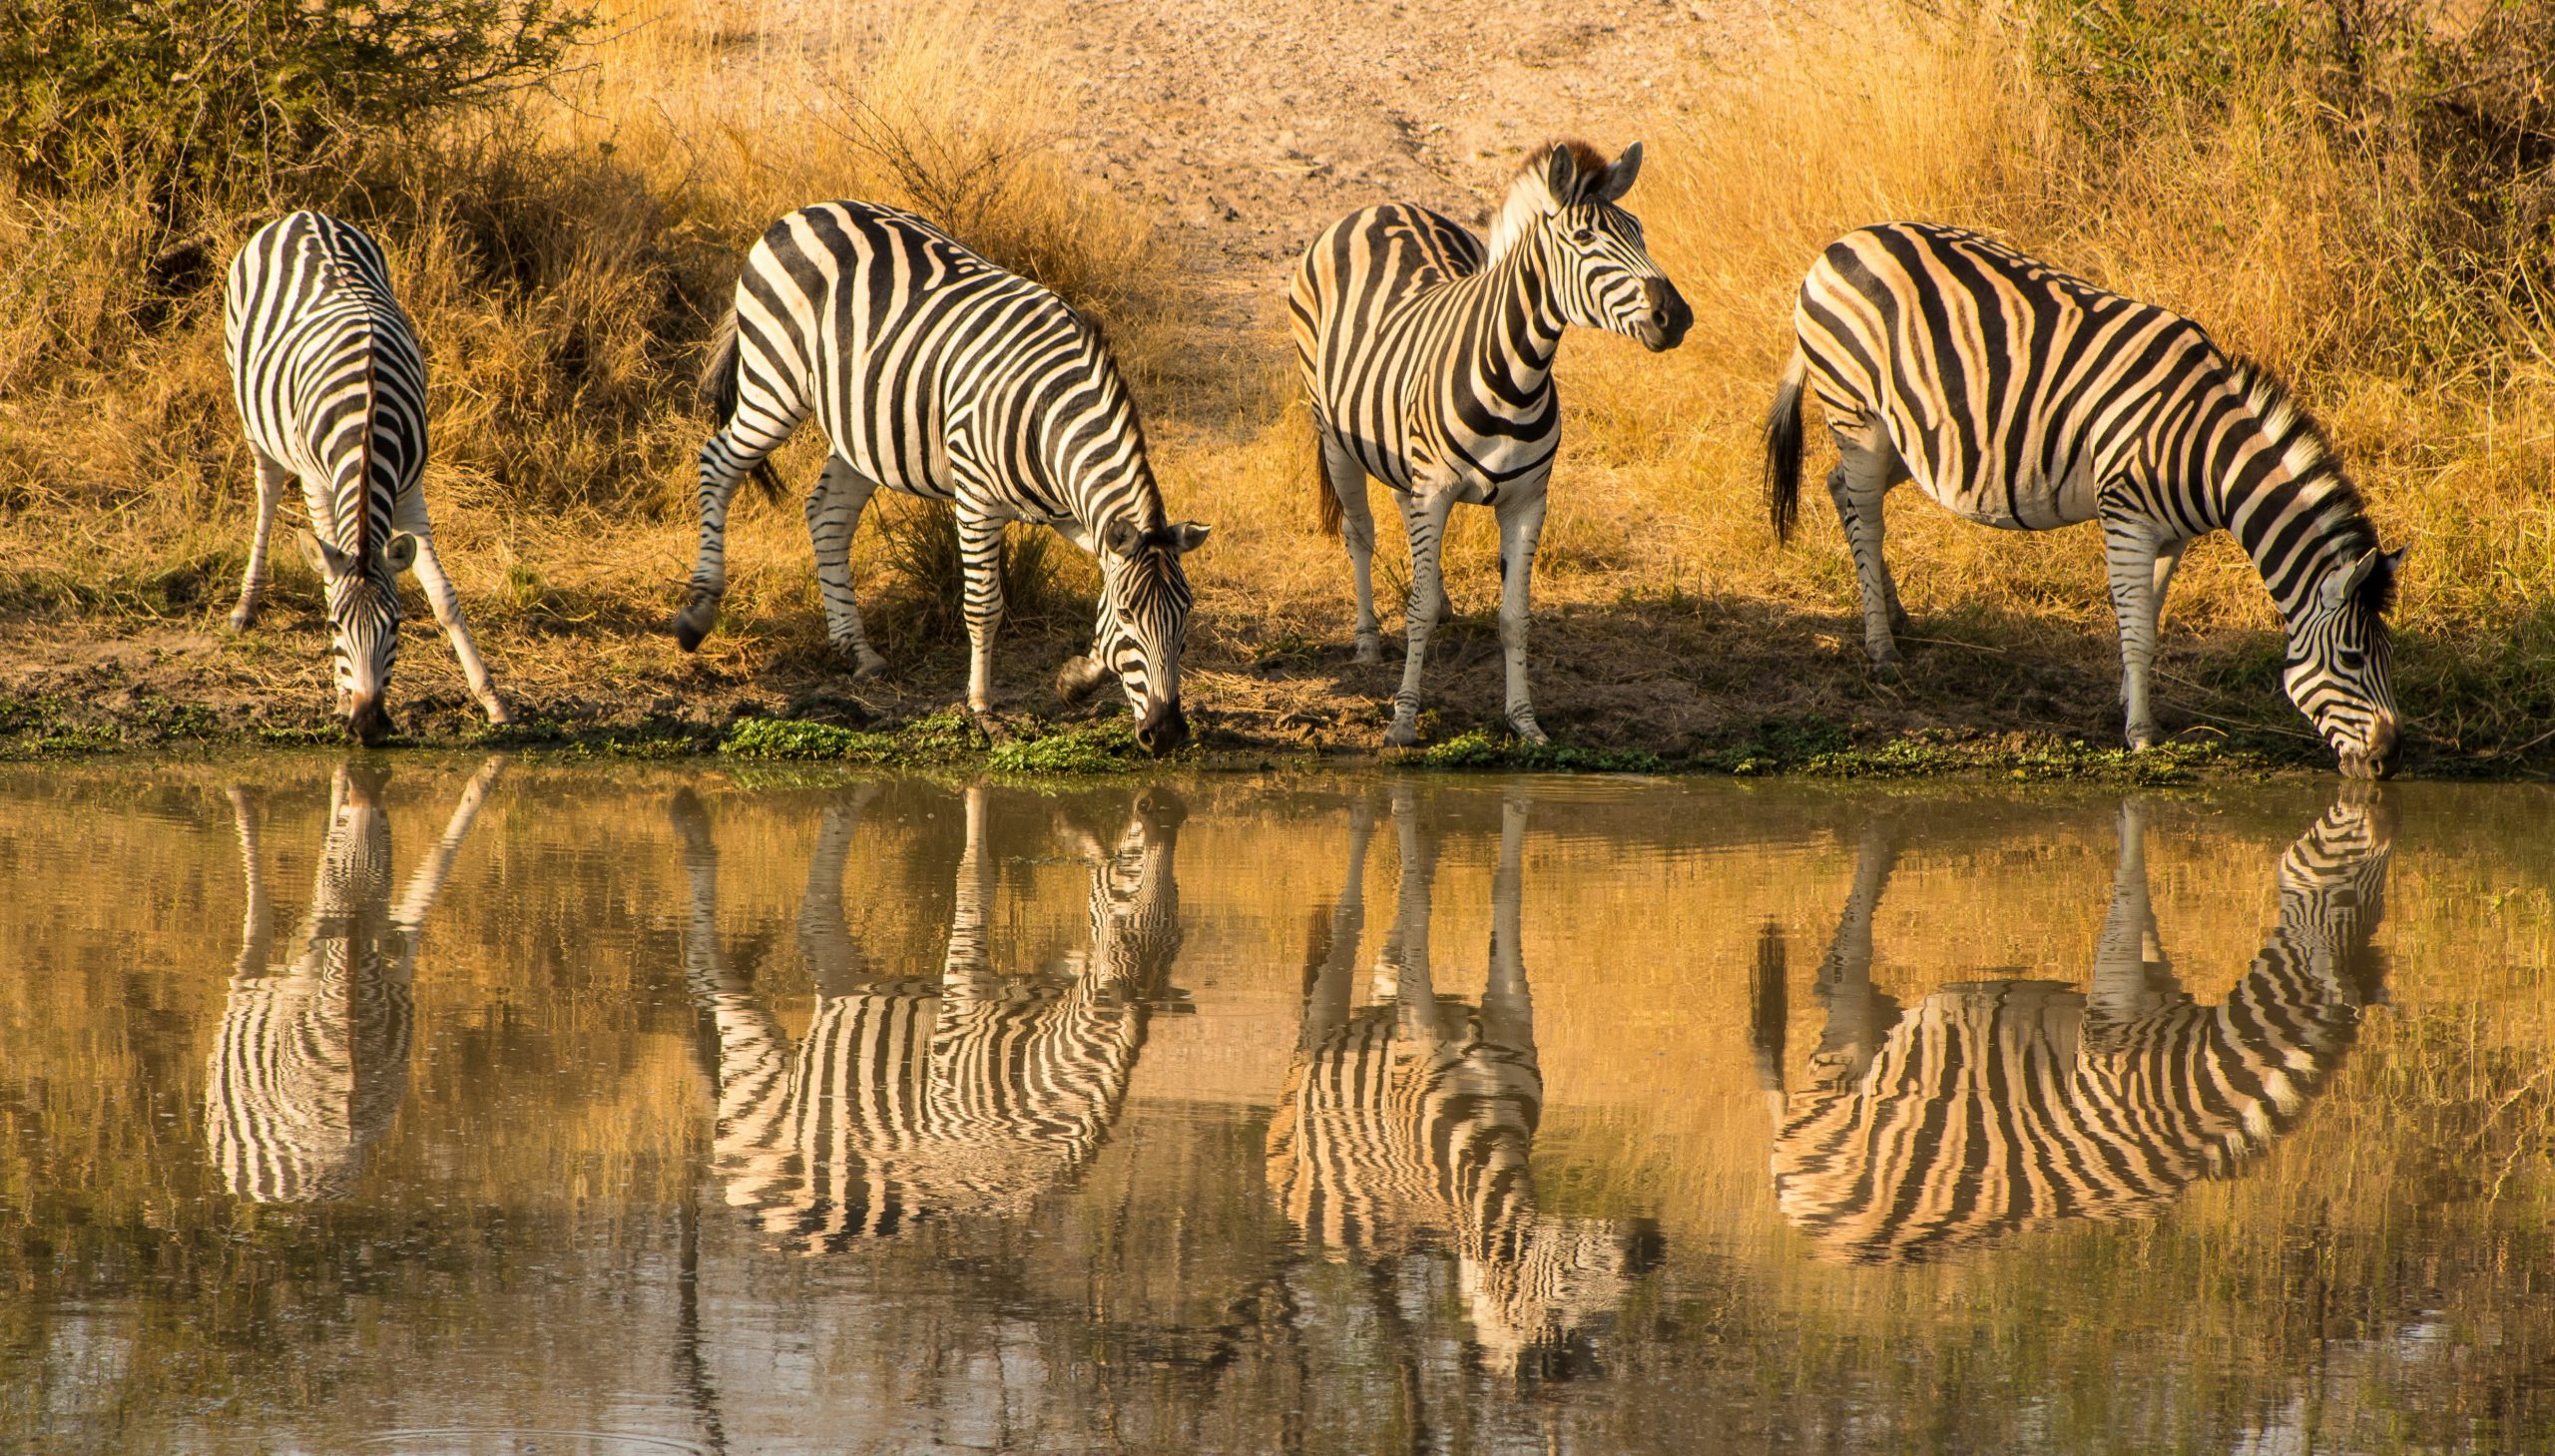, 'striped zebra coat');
1290,140,1690,746
1269,788,1660,1375
671,782,1183,1250
1765,223,2404,777
207,757,502,1202
1753,796,2390,1263
223,212,508,743
680,202,1209,754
